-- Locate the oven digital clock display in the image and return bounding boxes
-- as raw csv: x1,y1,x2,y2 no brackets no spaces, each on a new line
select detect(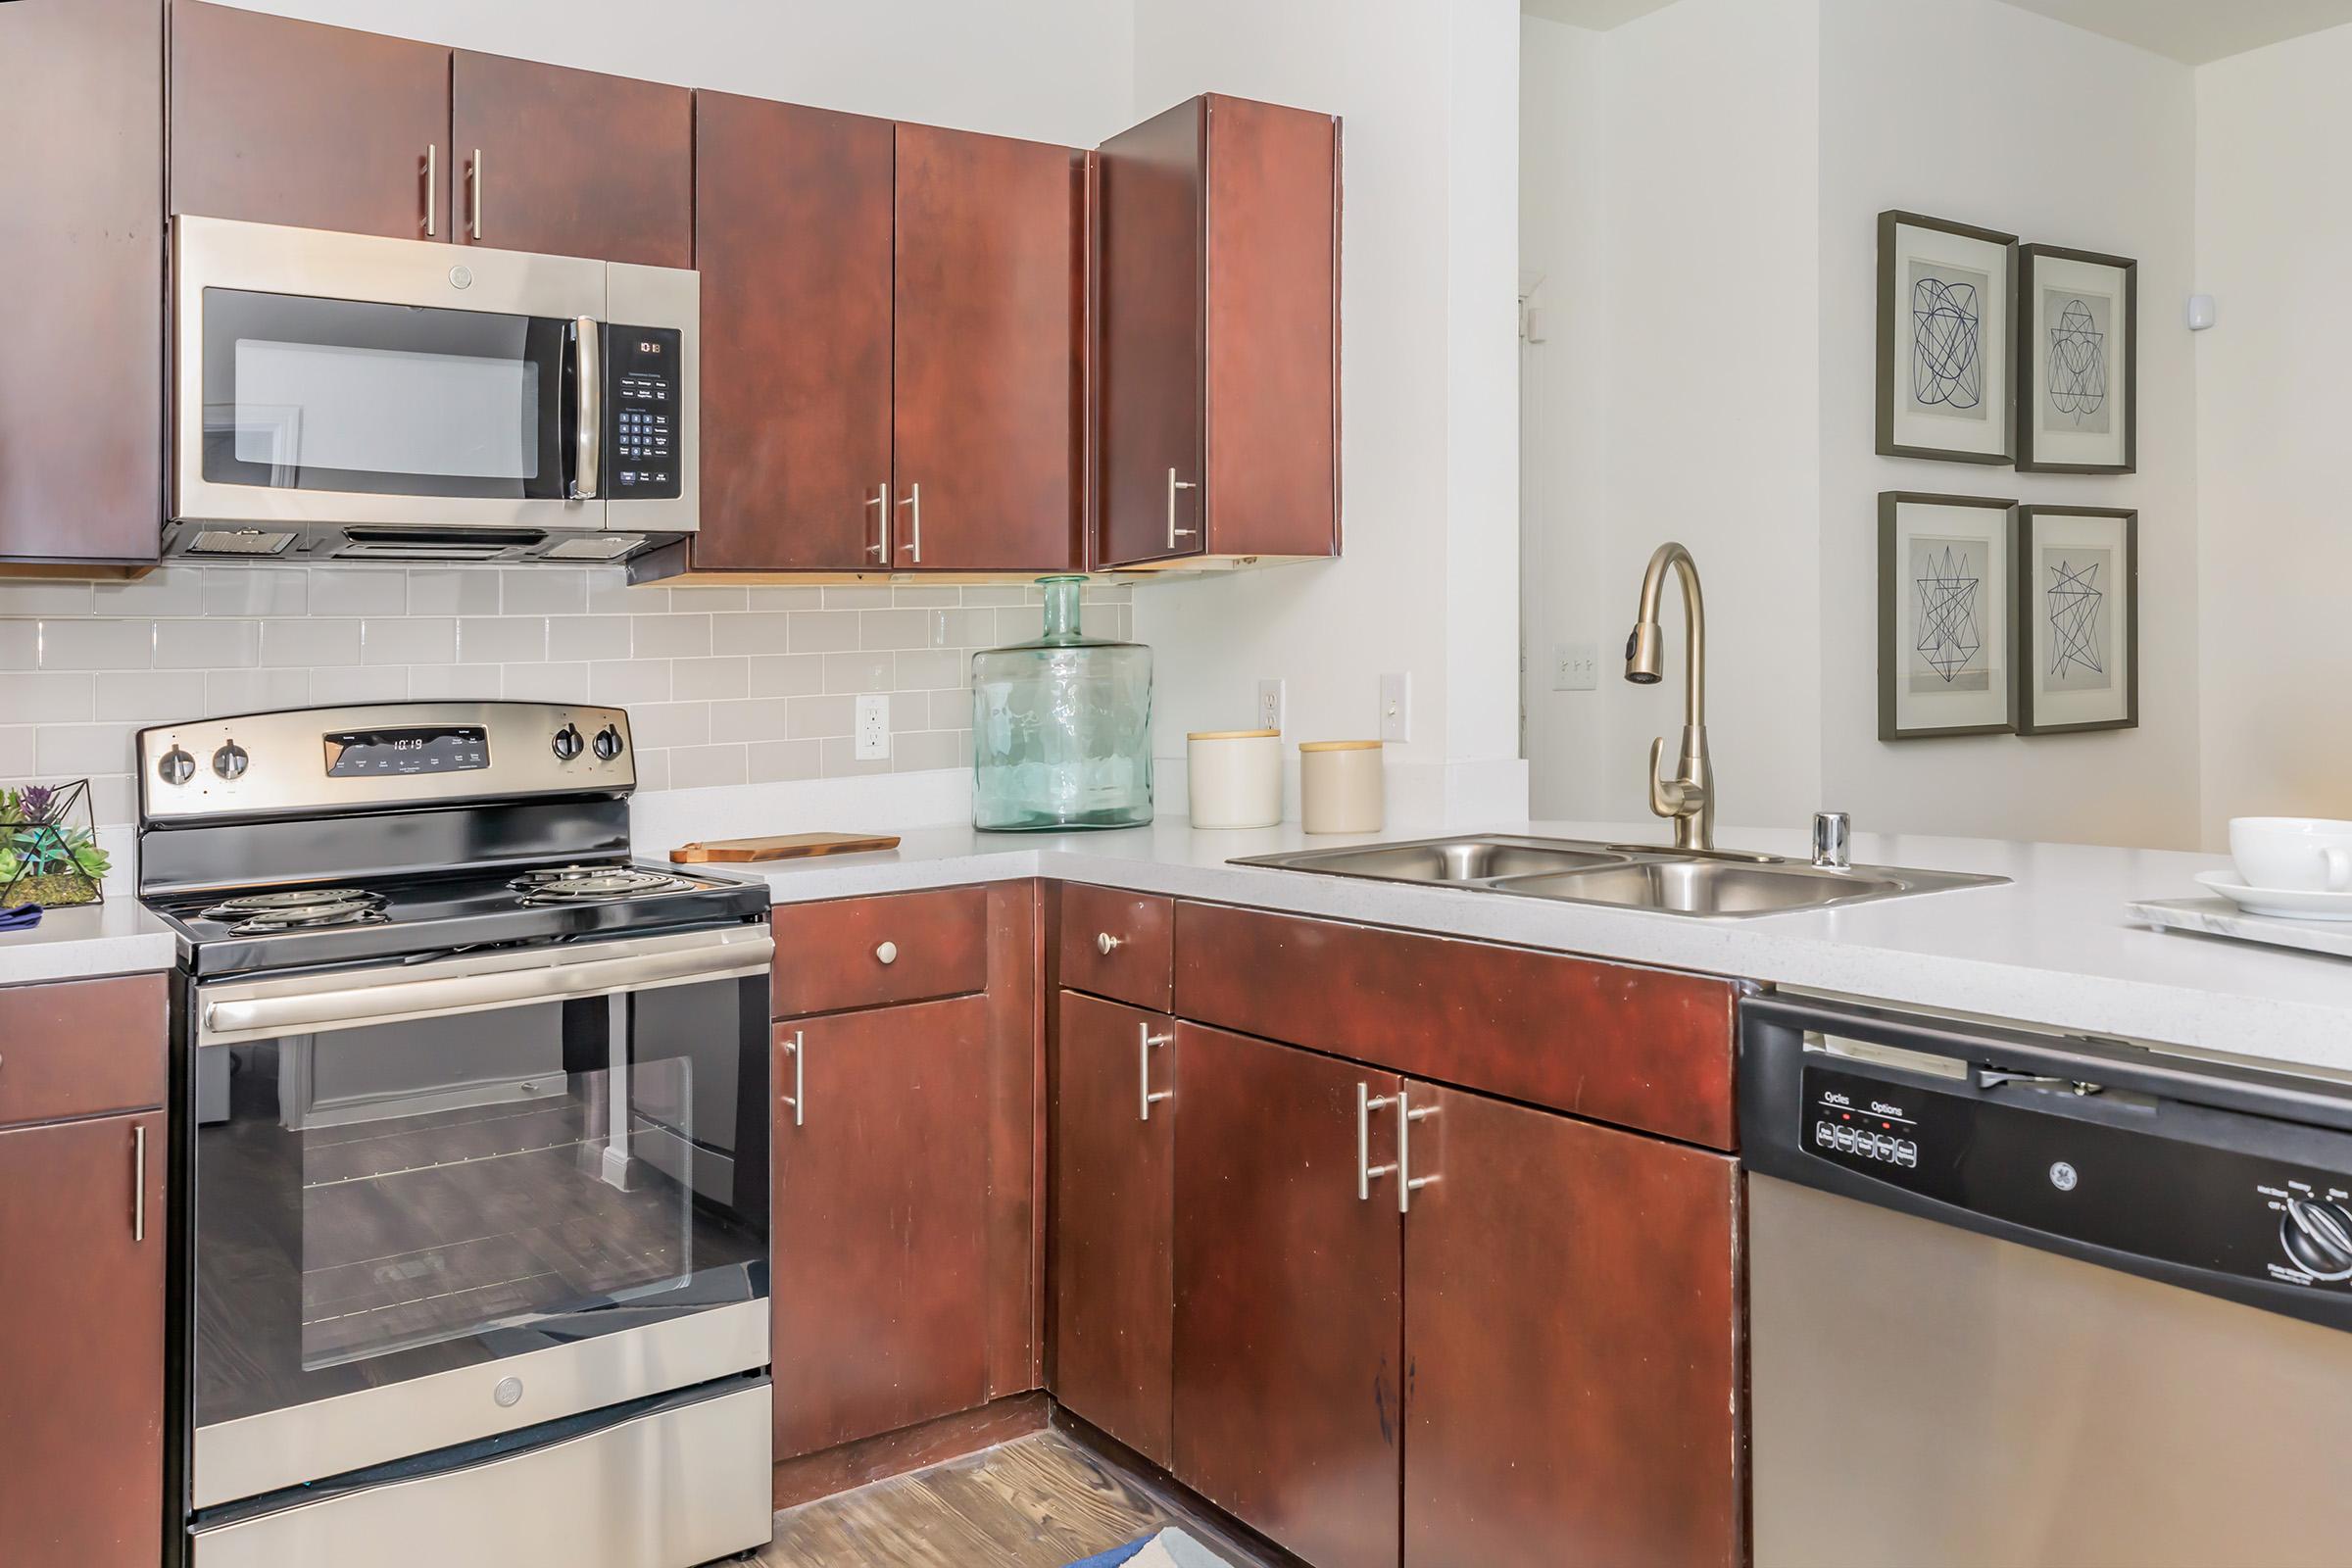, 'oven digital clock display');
324,726,490,777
